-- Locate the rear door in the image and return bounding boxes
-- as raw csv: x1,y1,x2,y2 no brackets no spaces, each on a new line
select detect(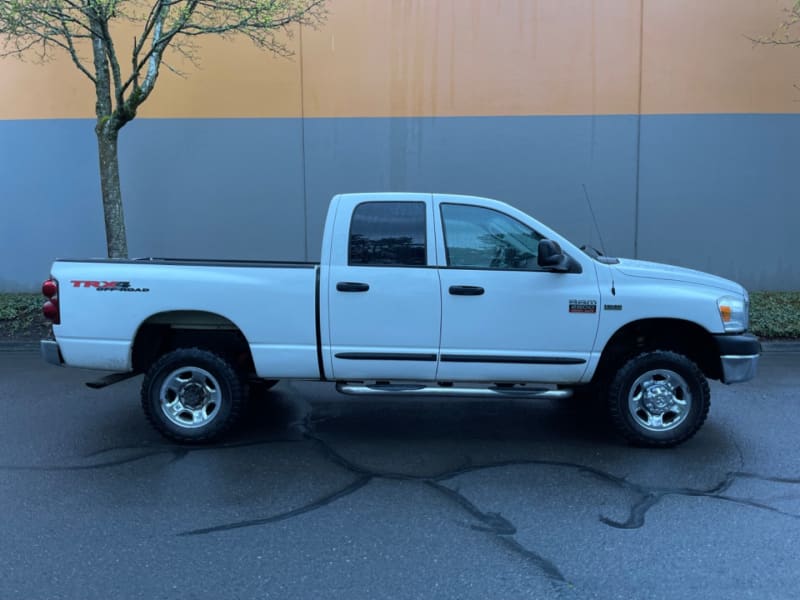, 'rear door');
326,194,441,381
